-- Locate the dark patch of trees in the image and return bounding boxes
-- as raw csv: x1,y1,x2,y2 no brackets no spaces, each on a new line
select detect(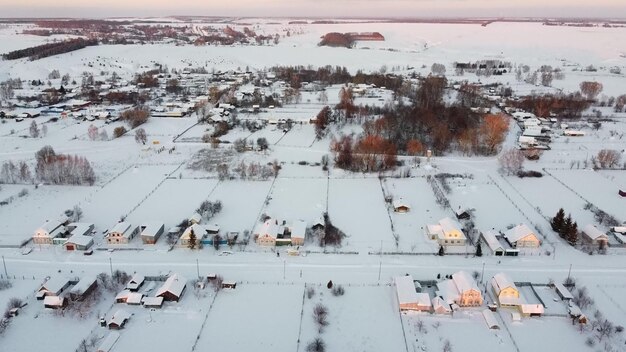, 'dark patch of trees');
120,108,149,128
2,38,98,61
511,93,591,118
34,146,95,186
